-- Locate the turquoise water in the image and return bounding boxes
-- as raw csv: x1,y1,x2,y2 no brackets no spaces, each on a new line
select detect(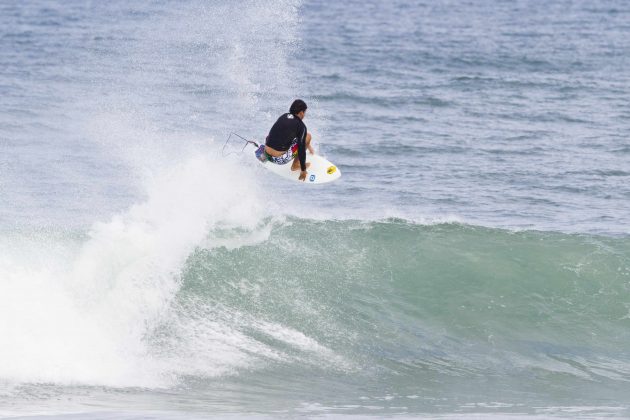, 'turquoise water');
1,0,630,418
